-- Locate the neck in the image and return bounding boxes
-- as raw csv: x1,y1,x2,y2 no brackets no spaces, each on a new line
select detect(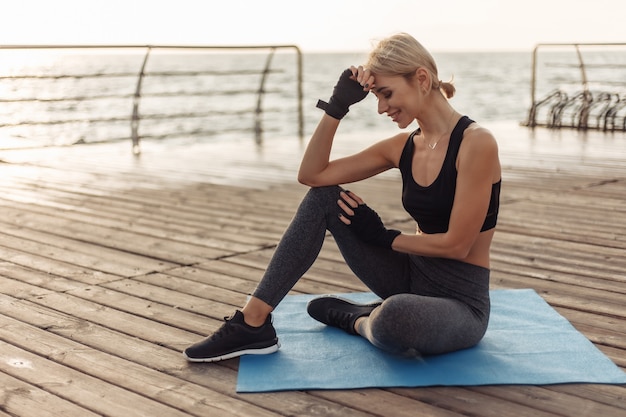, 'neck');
415,97,458,138
419,108,458,139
